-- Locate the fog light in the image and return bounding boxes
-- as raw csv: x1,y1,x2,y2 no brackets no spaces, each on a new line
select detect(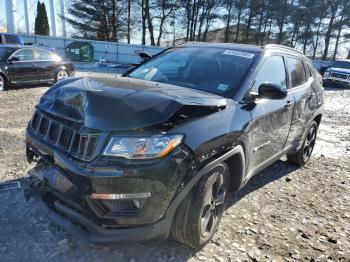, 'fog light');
90,192,151,200
133,200,141,209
